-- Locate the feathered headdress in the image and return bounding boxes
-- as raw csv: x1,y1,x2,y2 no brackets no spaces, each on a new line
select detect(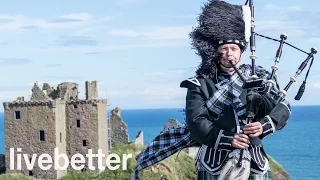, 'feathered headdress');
190,0,251,78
